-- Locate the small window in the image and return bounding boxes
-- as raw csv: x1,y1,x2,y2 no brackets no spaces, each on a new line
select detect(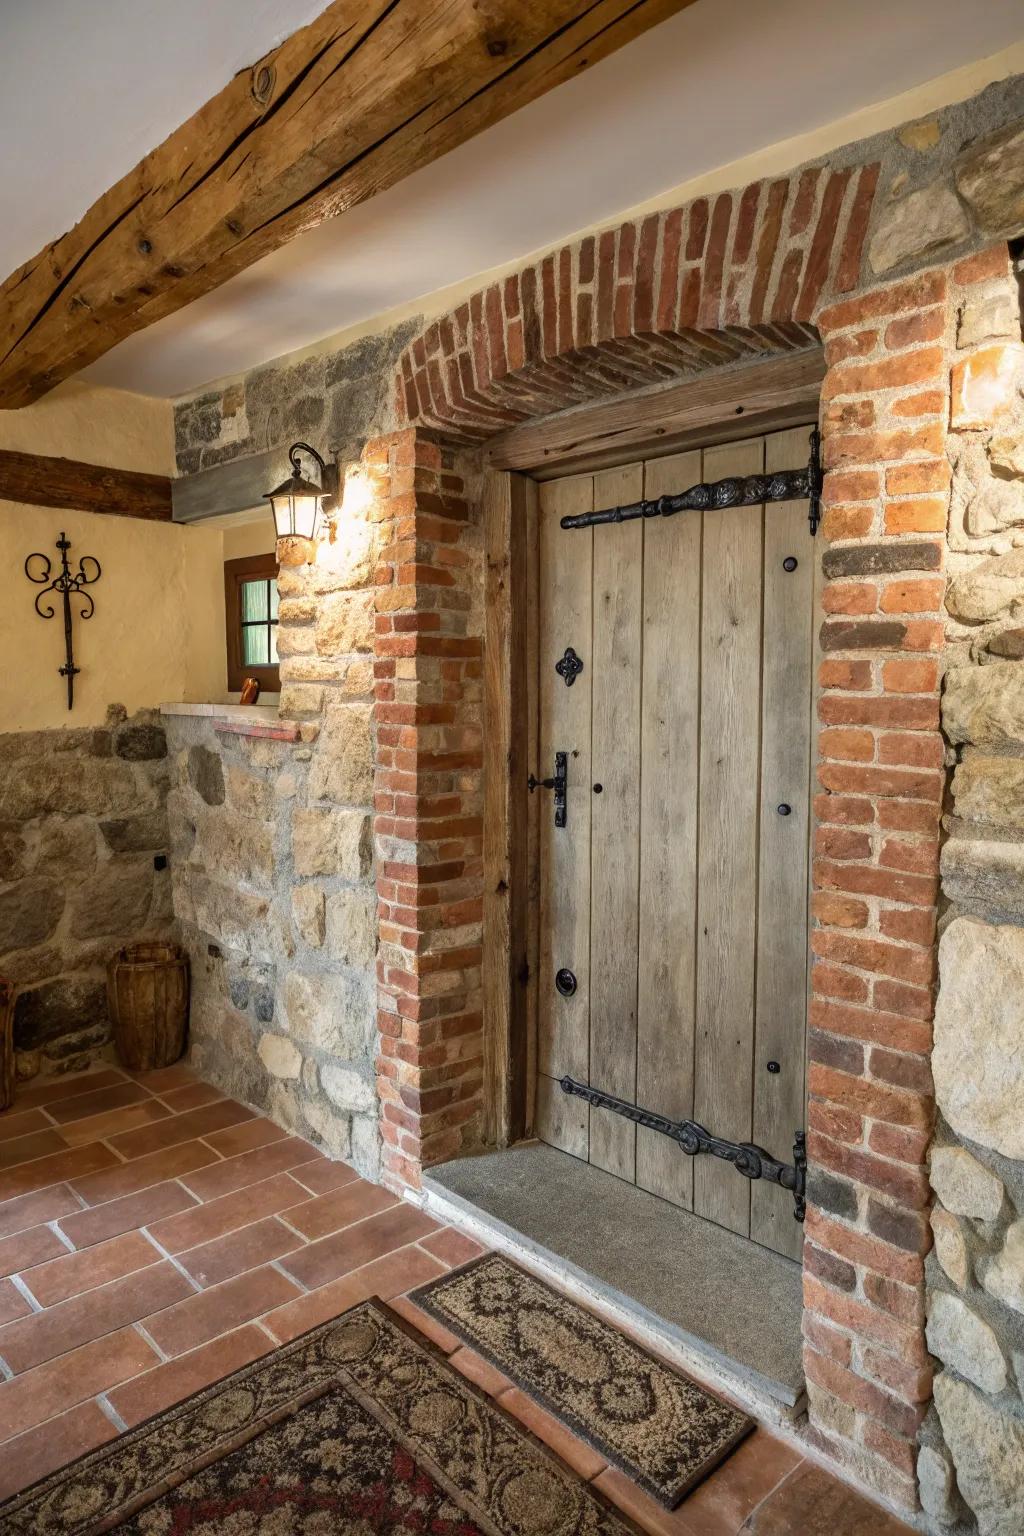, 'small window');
224,553,280,693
